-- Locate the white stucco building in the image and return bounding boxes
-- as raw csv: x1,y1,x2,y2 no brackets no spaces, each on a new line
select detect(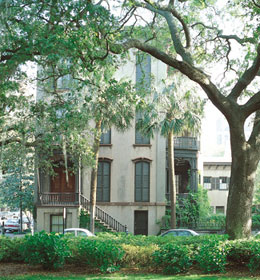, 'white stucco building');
35,53,201,235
